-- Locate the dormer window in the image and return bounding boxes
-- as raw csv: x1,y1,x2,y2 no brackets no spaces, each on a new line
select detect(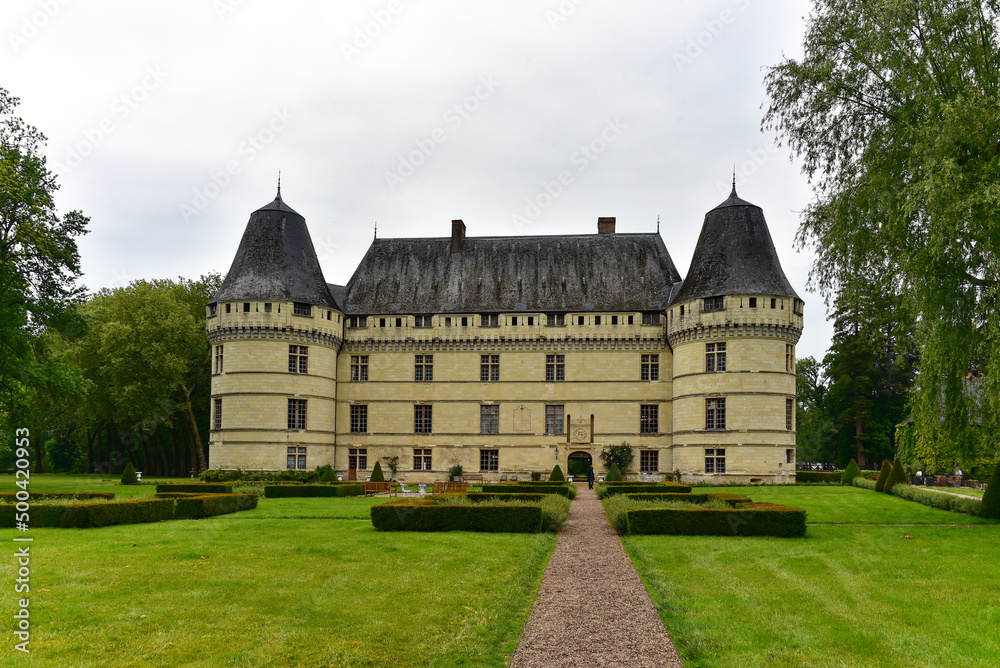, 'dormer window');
704,296,724,312
243,302,250,313
293,302,311,316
